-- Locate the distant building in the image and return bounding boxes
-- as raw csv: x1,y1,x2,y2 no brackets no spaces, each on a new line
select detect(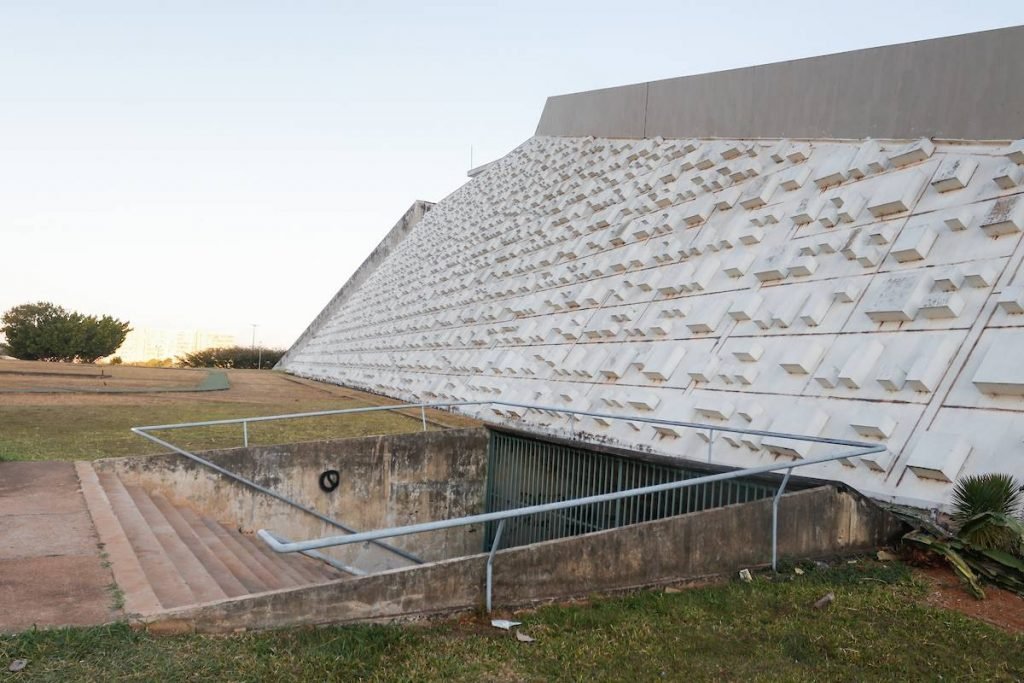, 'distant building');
113,328,237,363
